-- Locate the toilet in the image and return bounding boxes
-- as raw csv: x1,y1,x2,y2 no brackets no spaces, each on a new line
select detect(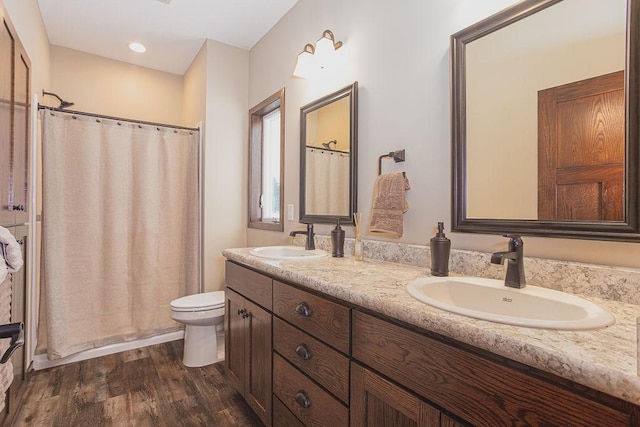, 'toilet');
170,291,225,367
